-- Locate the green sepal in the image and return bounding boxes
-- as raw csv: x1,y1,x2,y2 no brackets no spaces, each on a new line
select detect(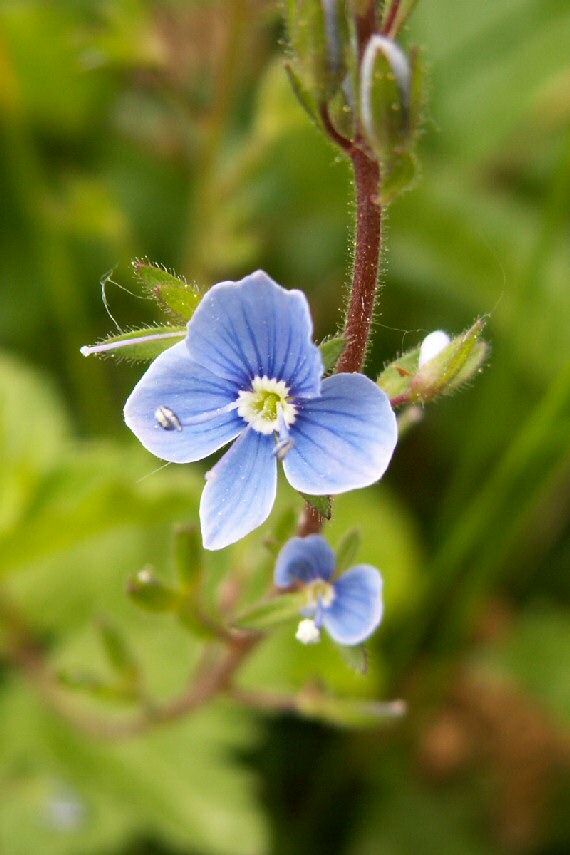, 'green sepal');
319,336,345,372
298,686,407,727
336,642,368,675
127,567,181,613
284,62,323,128
96,616,140,687
80,325,186,362
233,592,307,632
381,0,420,37
377,344,422,398
360,35,411,163
133,259,201,322
299,491,332,519
287,0,349,101
334,527,361,574
410,319,489,403
380,151,418,205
